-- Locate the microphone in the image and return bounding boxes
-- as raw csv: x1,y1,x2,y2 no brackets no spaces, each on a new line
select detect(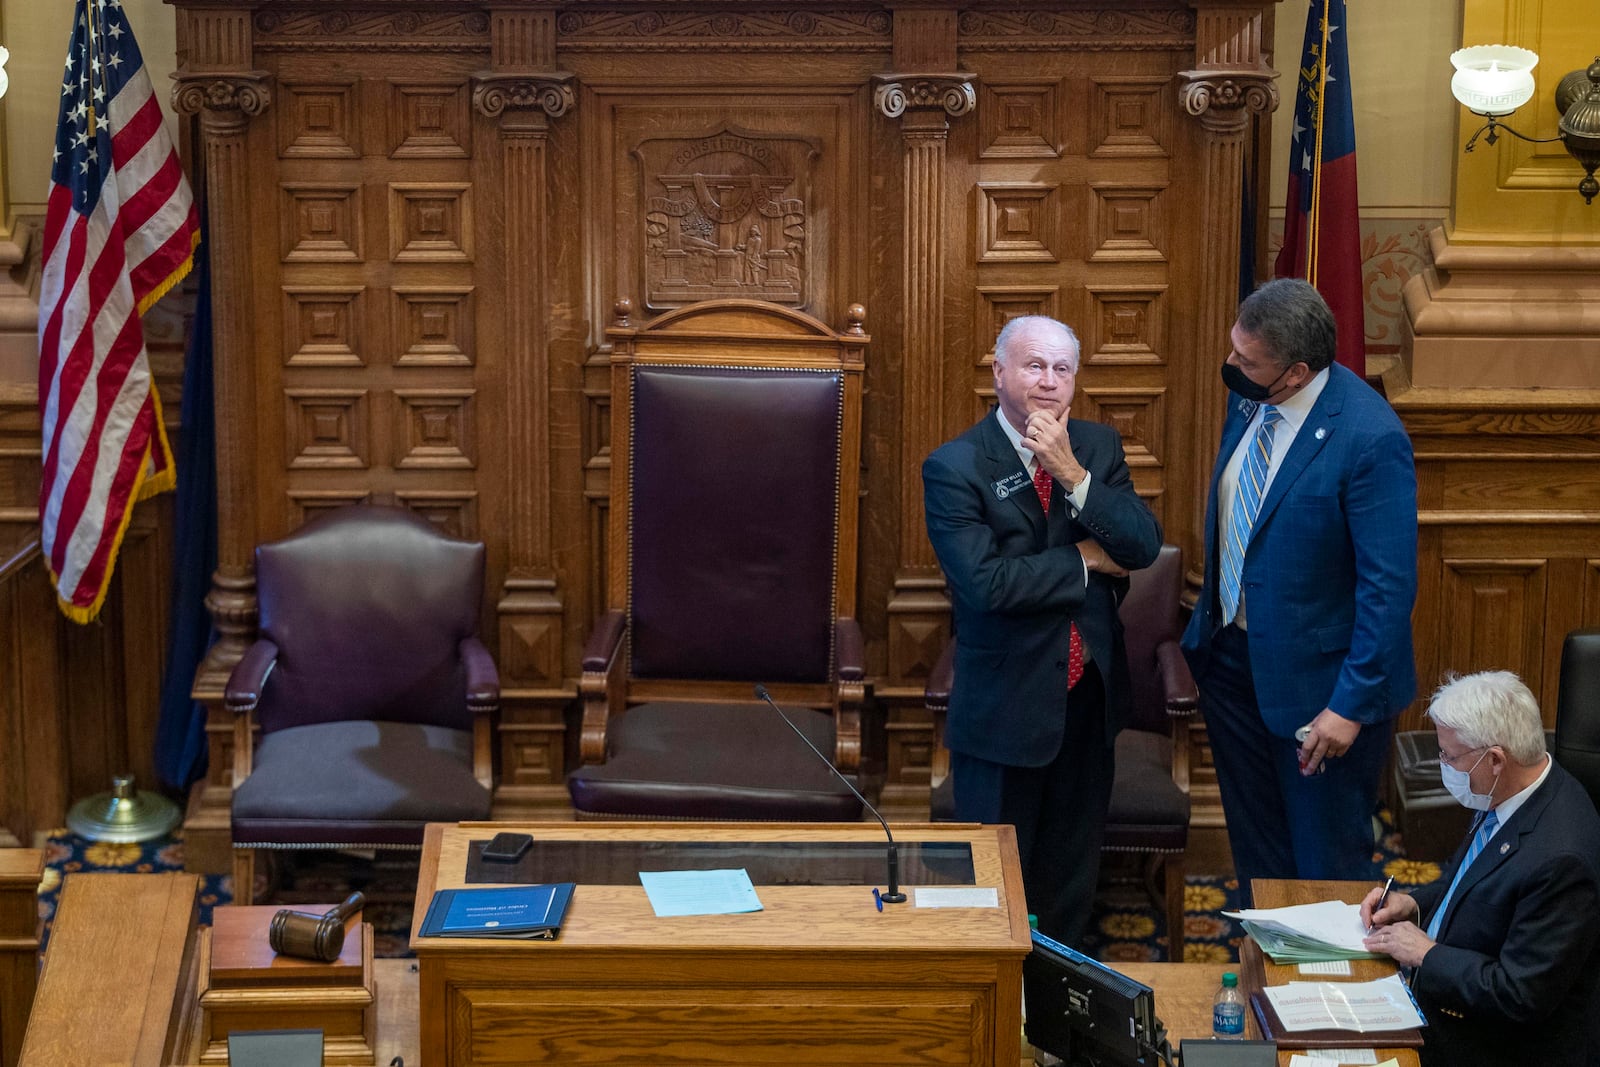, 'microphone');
755,684,906,904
